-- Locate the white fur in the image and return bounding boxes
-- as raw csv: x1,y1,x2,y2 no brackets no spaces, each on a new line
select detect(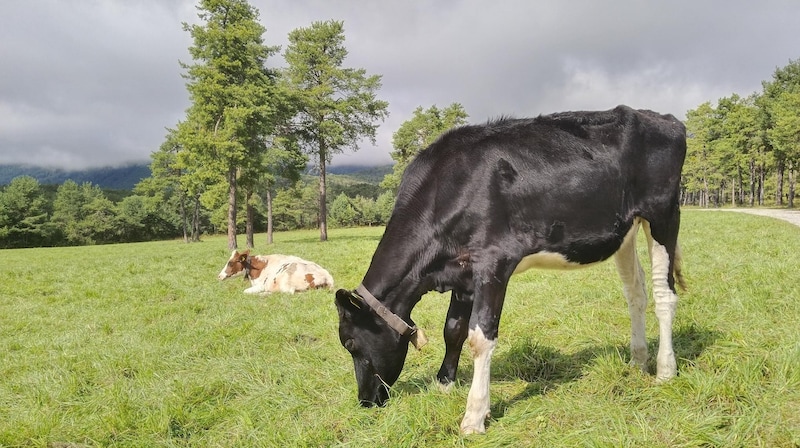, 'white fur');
217,250,241,280
264,262,334,294
218,252,334,294
460,326,497,434
513,250,597,274
614,218,649,370
642,221,678,381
